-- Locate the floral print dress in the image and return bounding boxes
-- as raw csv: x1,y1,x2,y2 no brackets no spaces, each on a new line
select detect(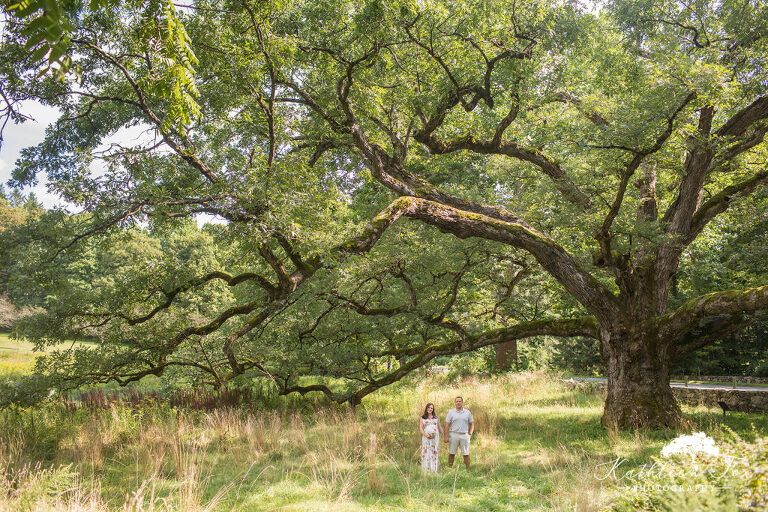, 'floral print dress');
420,417,440,472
